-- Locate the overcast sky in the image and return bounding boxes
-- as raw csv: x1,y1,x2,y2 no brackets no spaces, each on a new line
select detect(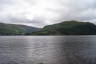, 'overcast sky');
0,0,96,27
